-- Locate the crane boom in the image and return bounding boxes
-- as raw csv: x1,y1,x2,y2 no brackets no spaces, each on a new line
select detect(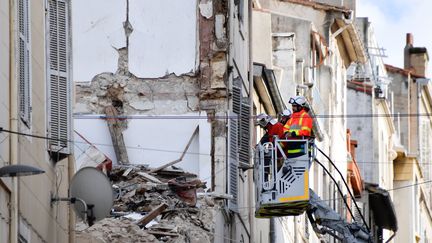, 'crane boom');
307,190,371,242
